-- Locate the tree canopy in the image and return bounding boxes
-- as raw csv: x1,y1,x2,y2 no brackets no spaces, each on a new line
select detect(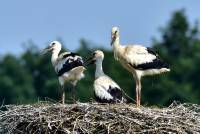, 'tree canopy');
0,10,200,106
